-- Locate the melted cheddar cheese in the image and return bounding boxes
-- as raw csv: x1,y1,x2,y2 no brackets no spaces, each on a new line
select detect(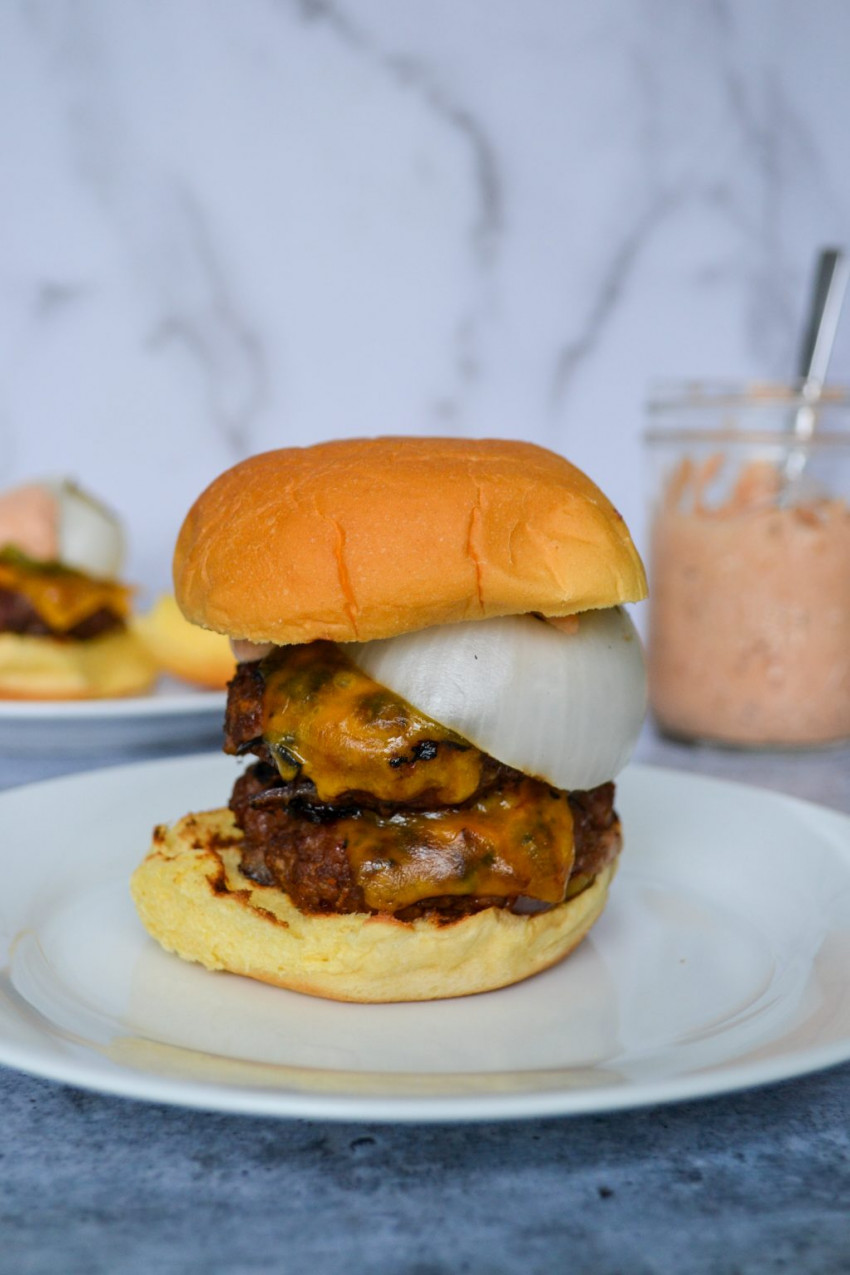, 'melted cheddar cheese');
338,779,573,911
261,641,485,805
0,551,130,633
258,641,574,909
